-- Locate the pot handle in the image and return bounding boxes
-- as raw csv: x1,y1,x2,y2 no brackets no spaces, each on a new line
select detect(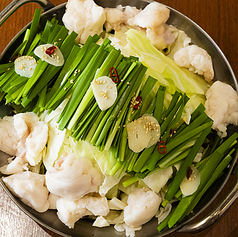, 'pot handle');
177,164,238,233
0,0,55,26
